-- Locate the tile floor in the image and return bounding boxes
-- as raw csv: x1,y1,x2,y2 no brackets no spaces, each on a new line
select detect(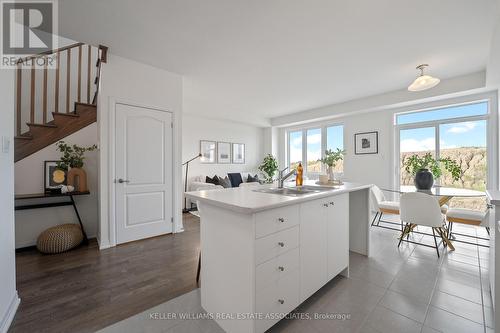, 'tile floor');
98,216,493,333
